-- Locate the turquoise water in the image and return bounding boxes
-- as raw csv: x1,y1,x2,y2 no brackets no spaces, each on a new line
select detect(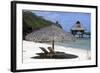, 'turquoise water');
55,38,91,50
